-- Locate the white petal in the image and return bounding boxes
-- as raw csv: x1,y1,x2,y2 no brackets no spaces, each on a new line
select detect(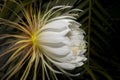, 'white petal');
75,62,84,67
70,30,84,36
39,35,70,45
69,21,81,29
45,51,73,62
70,35,84,40
39,29,70,38
42,45,70,57
48,16,76,22
46,54,85,70
51,60,76,70
83,57,87,61
41,19,71,31
77,49,87,55
39,29,70,45
57,51,74,61
69,56,86,63
70,38,86,47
